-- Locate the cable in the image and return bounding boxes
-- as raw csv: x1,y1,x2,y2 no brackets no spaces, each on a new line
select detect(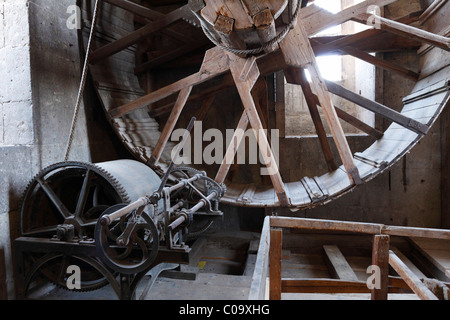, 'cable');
64,0,102,161
200,0,301,56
